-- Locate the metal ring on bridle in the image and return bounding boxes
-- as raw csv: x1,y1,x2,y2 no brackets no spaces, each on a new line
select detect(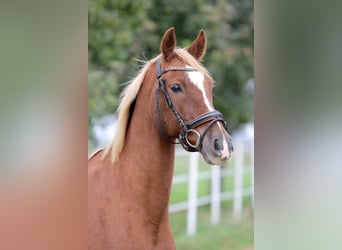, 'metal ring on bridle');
184,129,201,149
